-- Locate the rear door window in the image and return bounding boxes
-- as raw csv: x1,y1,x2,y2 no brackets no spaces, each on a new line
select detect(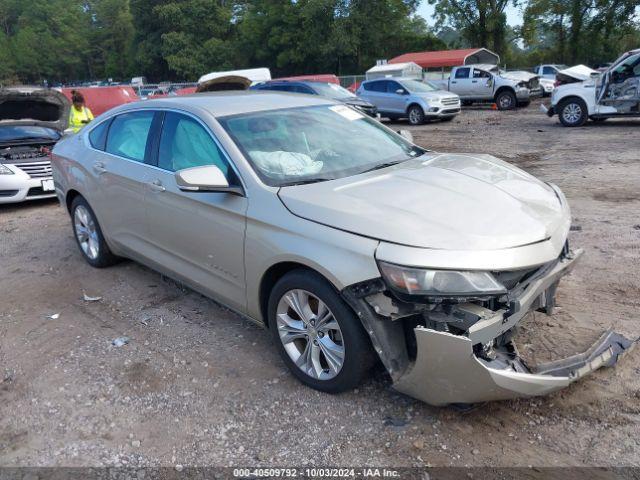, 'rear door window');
366,81,388,92
105,111,154,162
455,68,471,79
